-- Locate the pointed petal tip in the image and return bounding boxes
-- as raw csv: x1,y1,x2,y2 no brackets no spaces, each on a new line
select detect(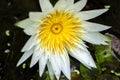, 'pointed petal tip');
14,22,22,28
97,8,109,13
56,76,60,80
104,26,111,30
47,62,55,80
78,8,109,20
98,8,109,14
16,61,23,67
94,65,97,68
16,63,20,67
38,67,42,77
39,71,43,77
101,8,109,14
91,64,97,68
14,22,19,27
16,60,22,67
83,21,111,32
67,75,71,80
104,8,109,11
86,63,97,69
21,49,24,52
21,48,25,52
29,63,33,68
86,61,97,69
108,26,112,28
14,18,34,29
